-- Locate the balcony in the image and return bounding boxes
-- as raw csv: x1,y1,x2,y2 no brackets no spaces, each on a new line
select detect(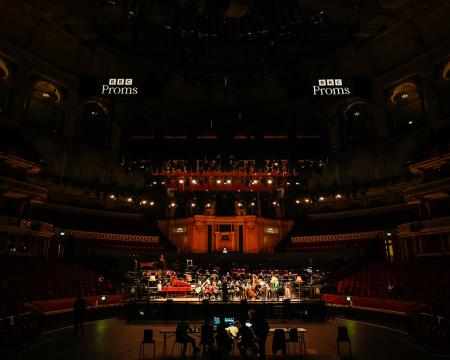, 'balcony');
403,177,450,202
0,176,48,202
